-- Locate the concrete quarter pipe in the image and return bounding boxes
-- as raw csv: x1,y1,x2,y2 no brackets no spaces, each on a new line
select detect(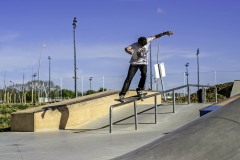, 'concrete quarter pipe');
112,96,240,160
